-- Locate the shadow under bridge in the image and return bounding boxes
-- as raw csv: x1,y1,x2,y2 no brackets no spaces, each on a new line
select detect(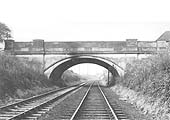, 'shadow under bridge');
44,55,125,86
